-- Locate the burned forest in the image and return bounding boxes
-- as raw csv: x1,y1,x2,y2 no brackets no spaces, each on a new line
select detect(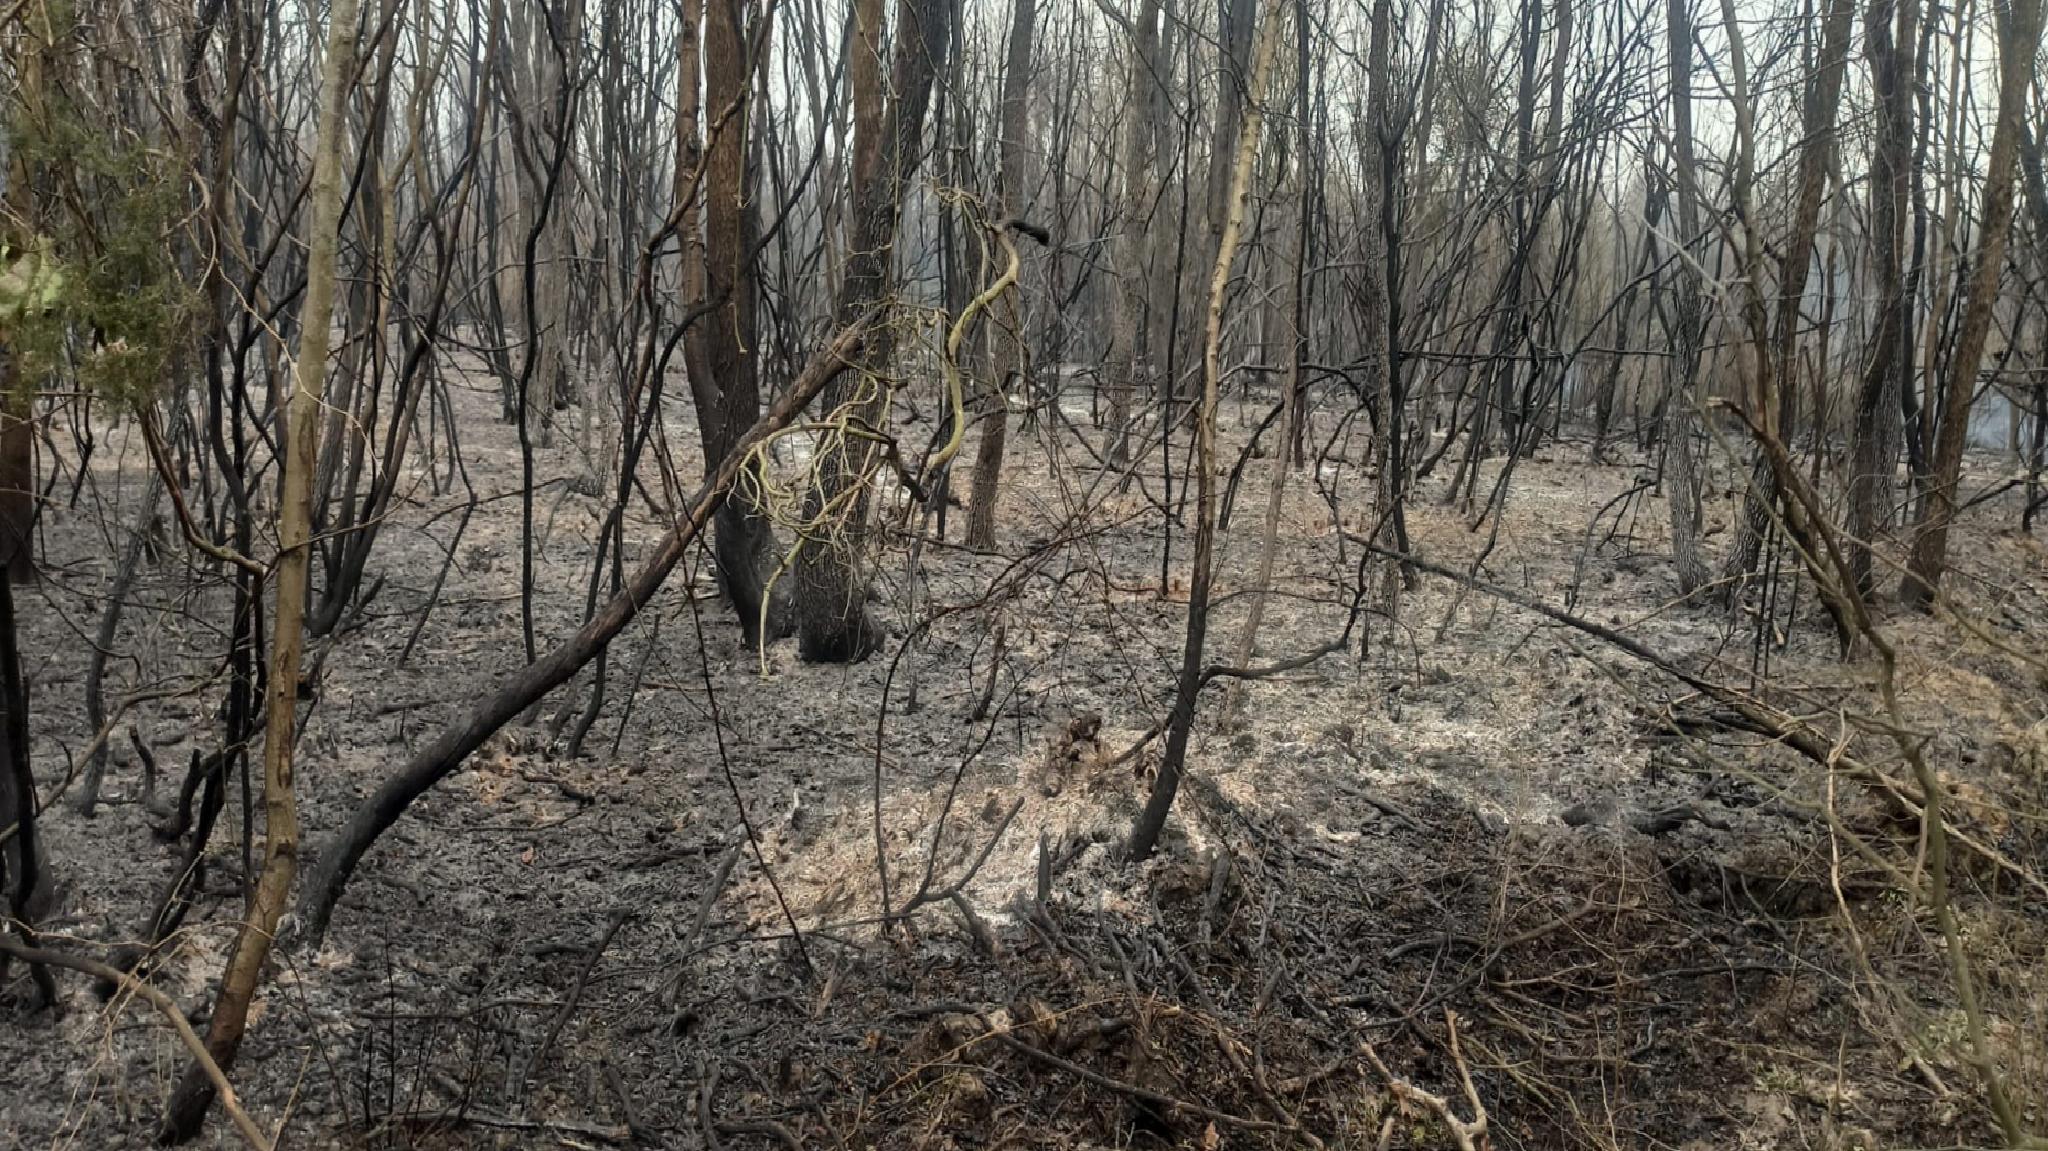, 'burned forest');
3,0,2048,1146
